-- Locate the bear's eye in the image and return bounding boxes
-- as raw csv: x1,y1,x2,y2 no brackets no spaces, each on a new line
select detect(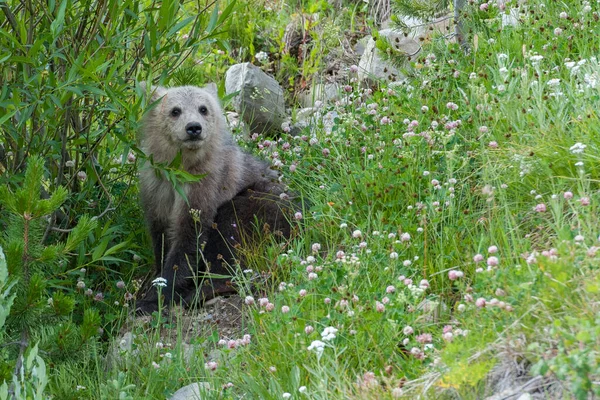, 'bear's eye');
199,105,208,115
170,107,182,117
